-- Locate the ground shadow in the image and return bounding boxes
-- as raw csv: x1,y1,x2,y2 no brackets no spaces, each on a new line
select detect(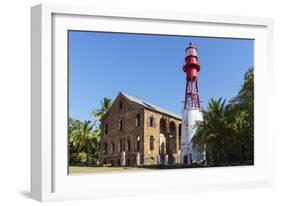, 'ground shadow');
18,190,31,198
